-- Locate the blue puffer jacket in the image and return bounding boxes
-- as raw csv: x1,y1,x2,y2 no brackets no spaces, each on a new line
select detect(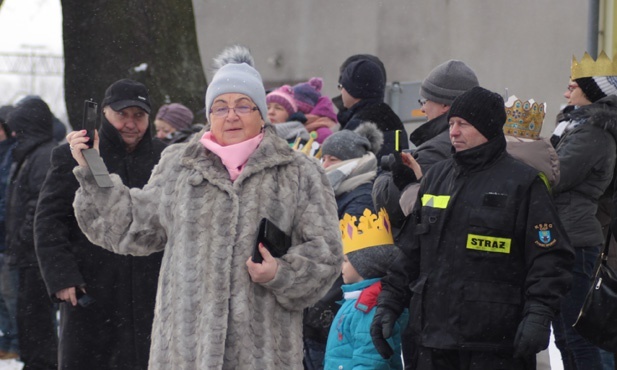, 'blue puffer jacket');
336,182,374,219
324,278,408,370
